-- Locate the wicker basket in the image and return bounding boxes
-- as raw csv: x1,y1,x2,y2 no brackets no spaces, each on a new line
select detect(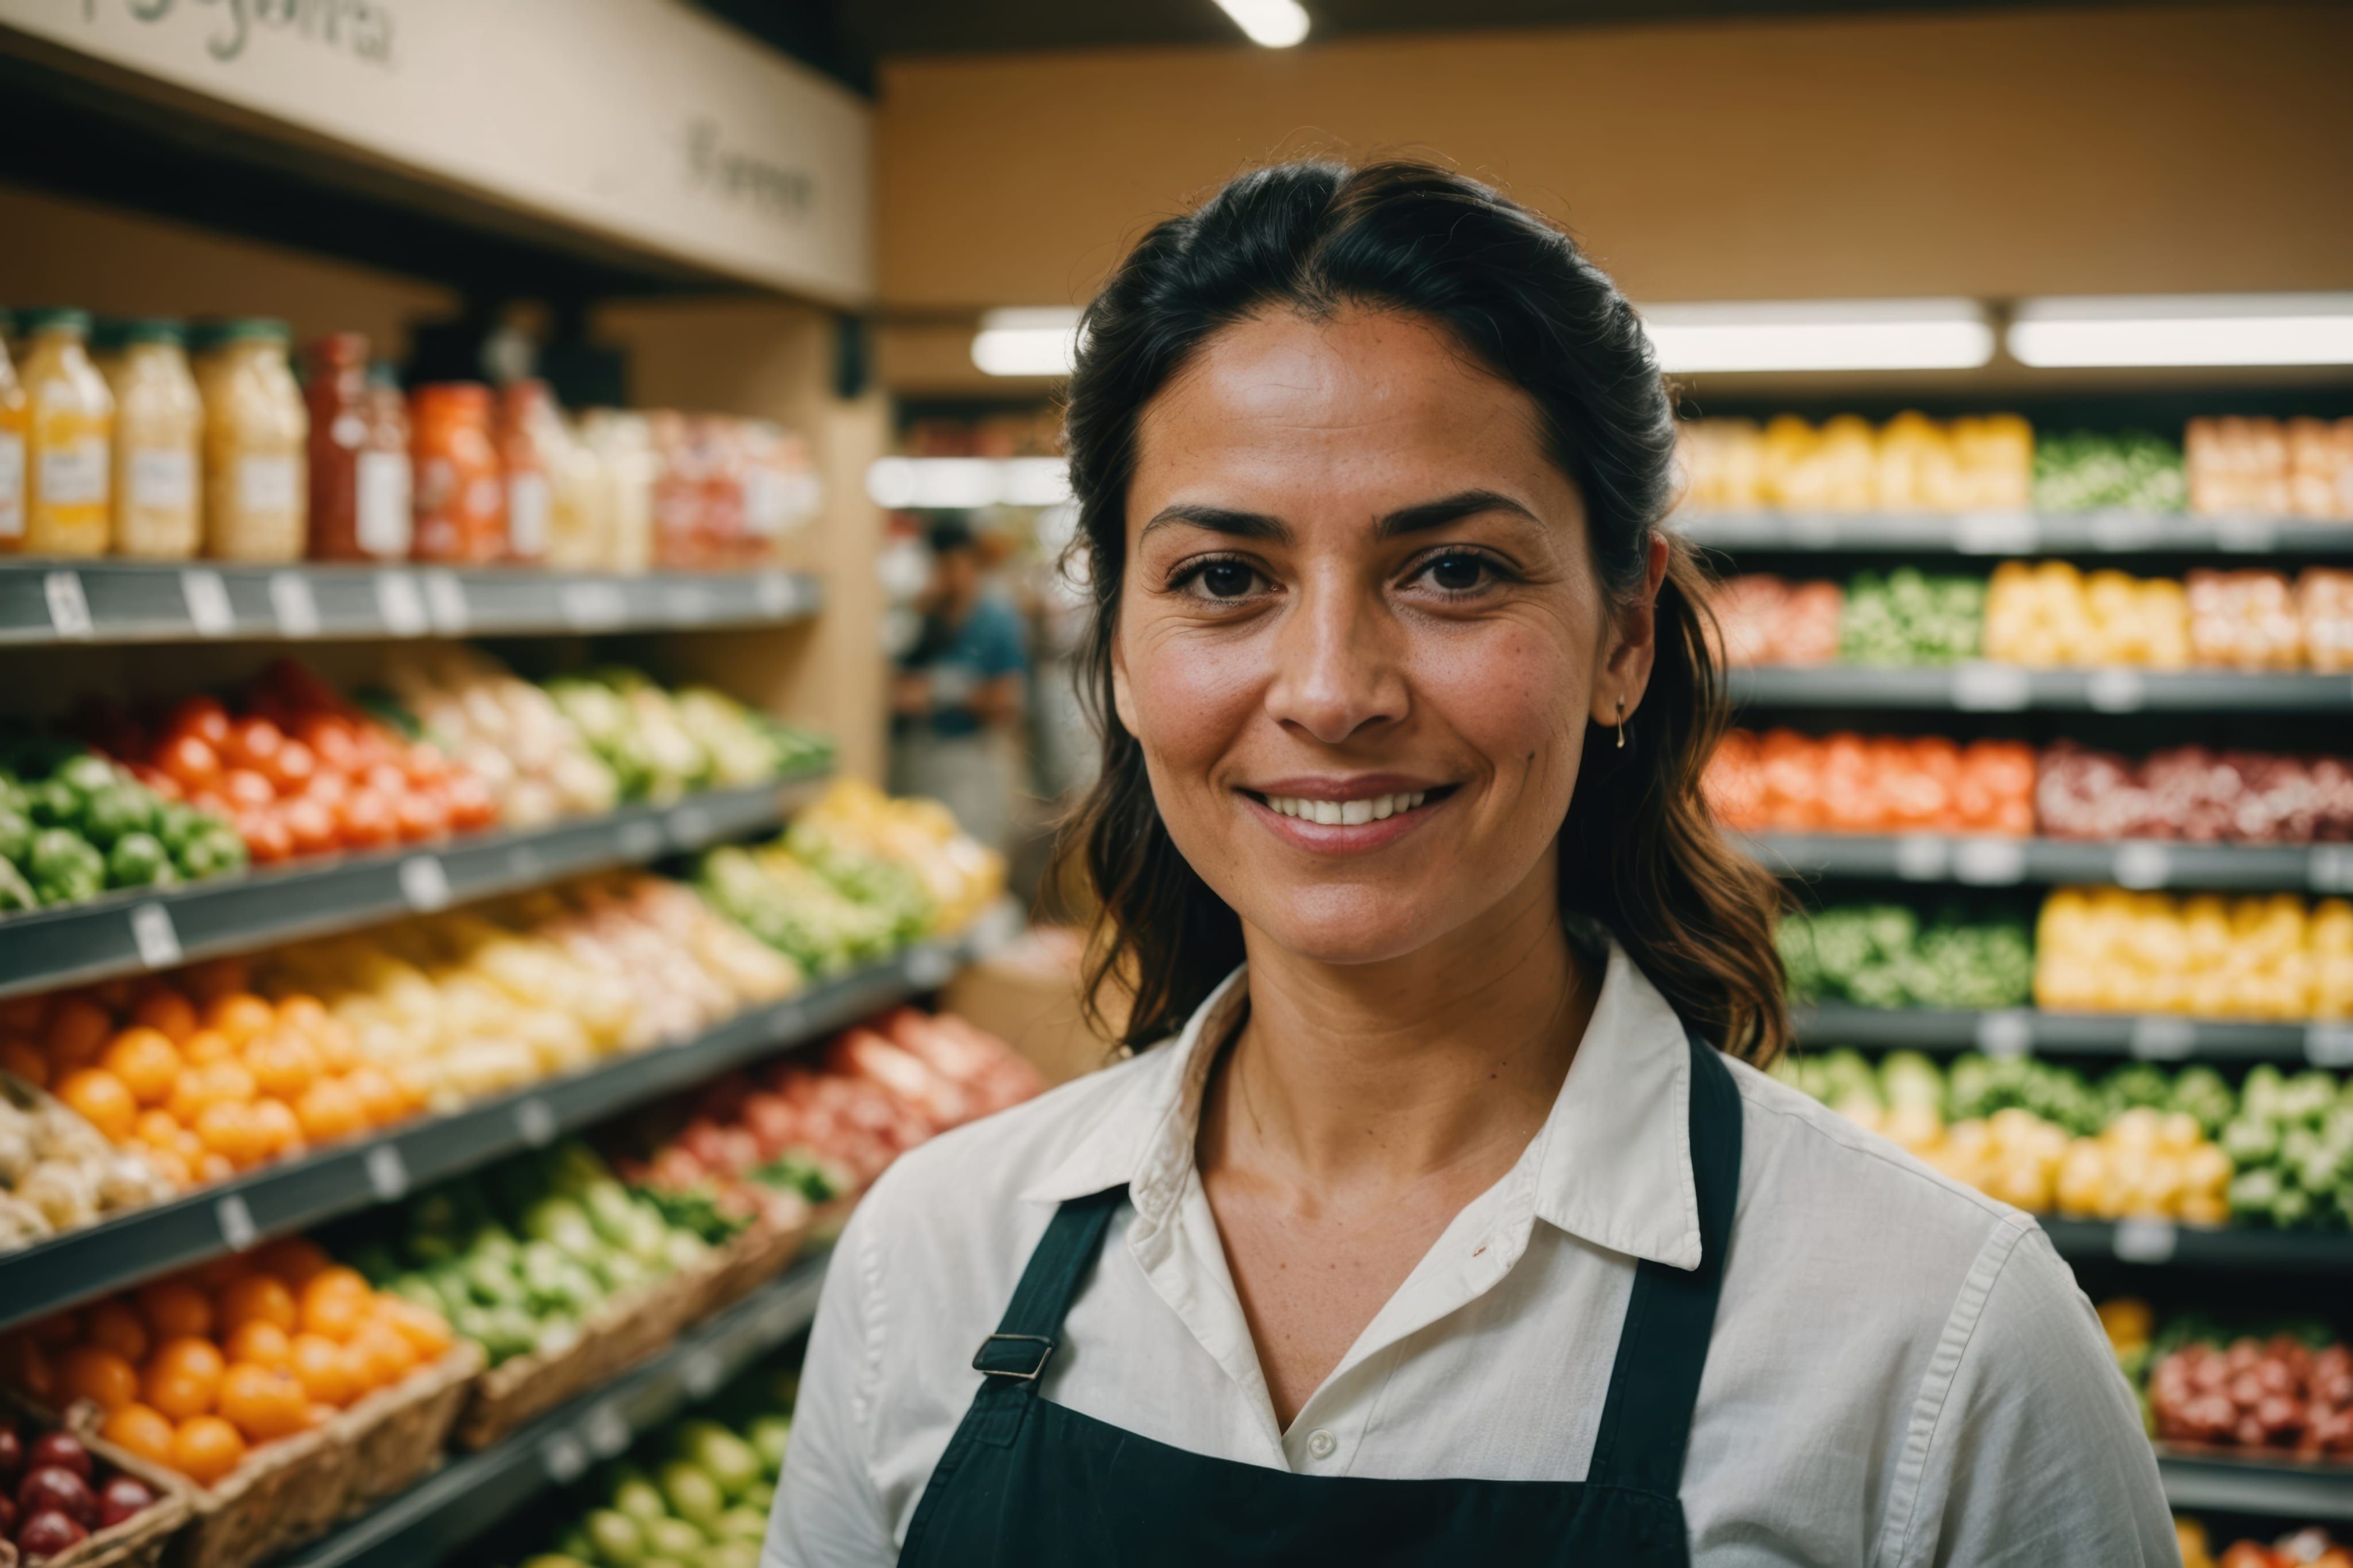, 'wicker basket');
701,1210,813,1315
157,1342,481,1568
3,1388,194,1568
